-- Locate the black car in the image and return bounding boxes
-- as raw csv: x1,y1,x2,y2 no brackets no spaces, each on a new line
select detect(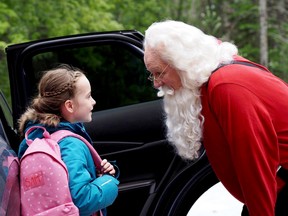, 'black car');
0,30,219,215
